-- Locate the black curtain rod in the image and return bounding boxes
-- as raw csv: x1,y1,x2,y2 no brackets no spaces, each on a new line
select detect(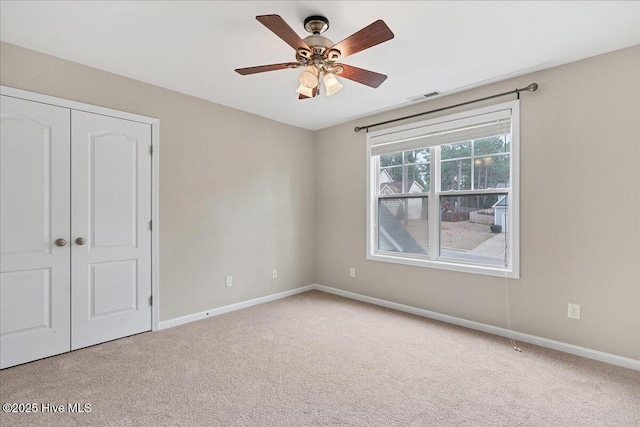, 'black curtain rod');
354,83,539,133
